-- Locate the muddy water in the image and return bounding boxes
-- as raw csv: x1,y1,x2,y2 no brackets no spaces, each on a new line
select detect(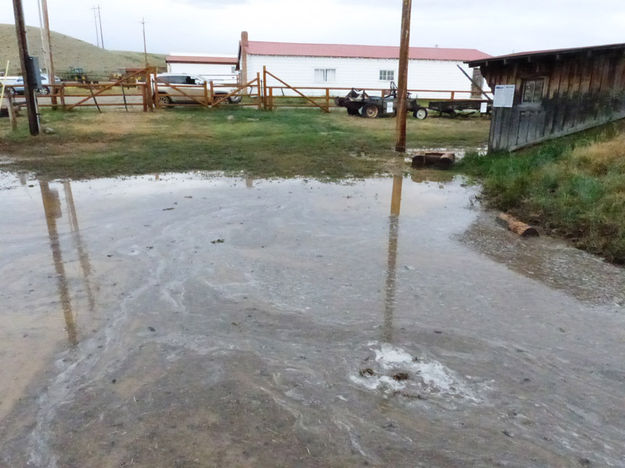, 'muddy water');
0,172,624,467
